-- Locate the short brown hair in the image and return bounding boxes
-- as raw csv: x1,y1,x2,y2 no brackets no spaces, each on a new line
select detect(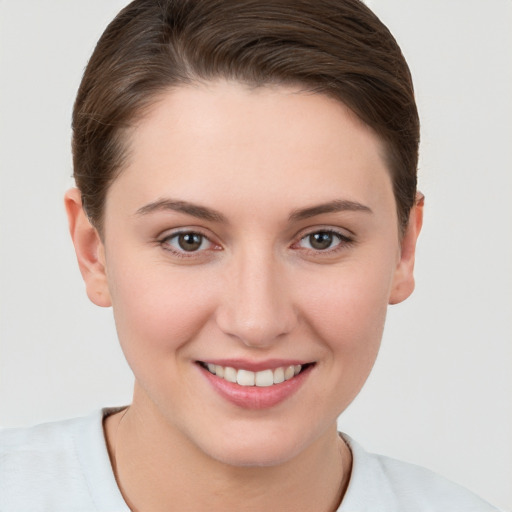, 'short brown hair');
72,0,419,234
